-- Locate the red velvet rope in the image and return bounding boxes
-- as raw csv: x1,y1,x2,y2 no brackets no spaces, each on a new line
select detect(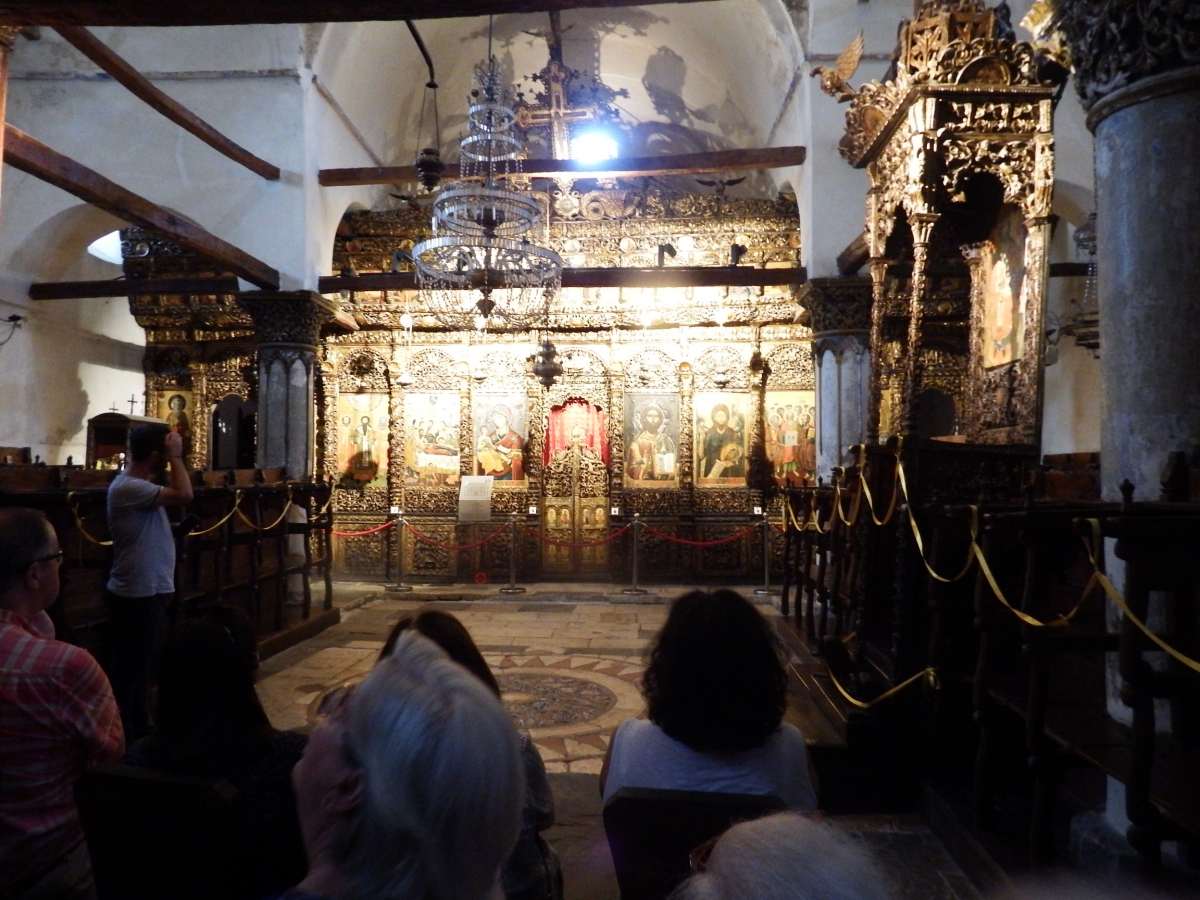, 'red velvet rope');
331,521,395,537
519,523,632,549
403,522,509,551
641,523,759,547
